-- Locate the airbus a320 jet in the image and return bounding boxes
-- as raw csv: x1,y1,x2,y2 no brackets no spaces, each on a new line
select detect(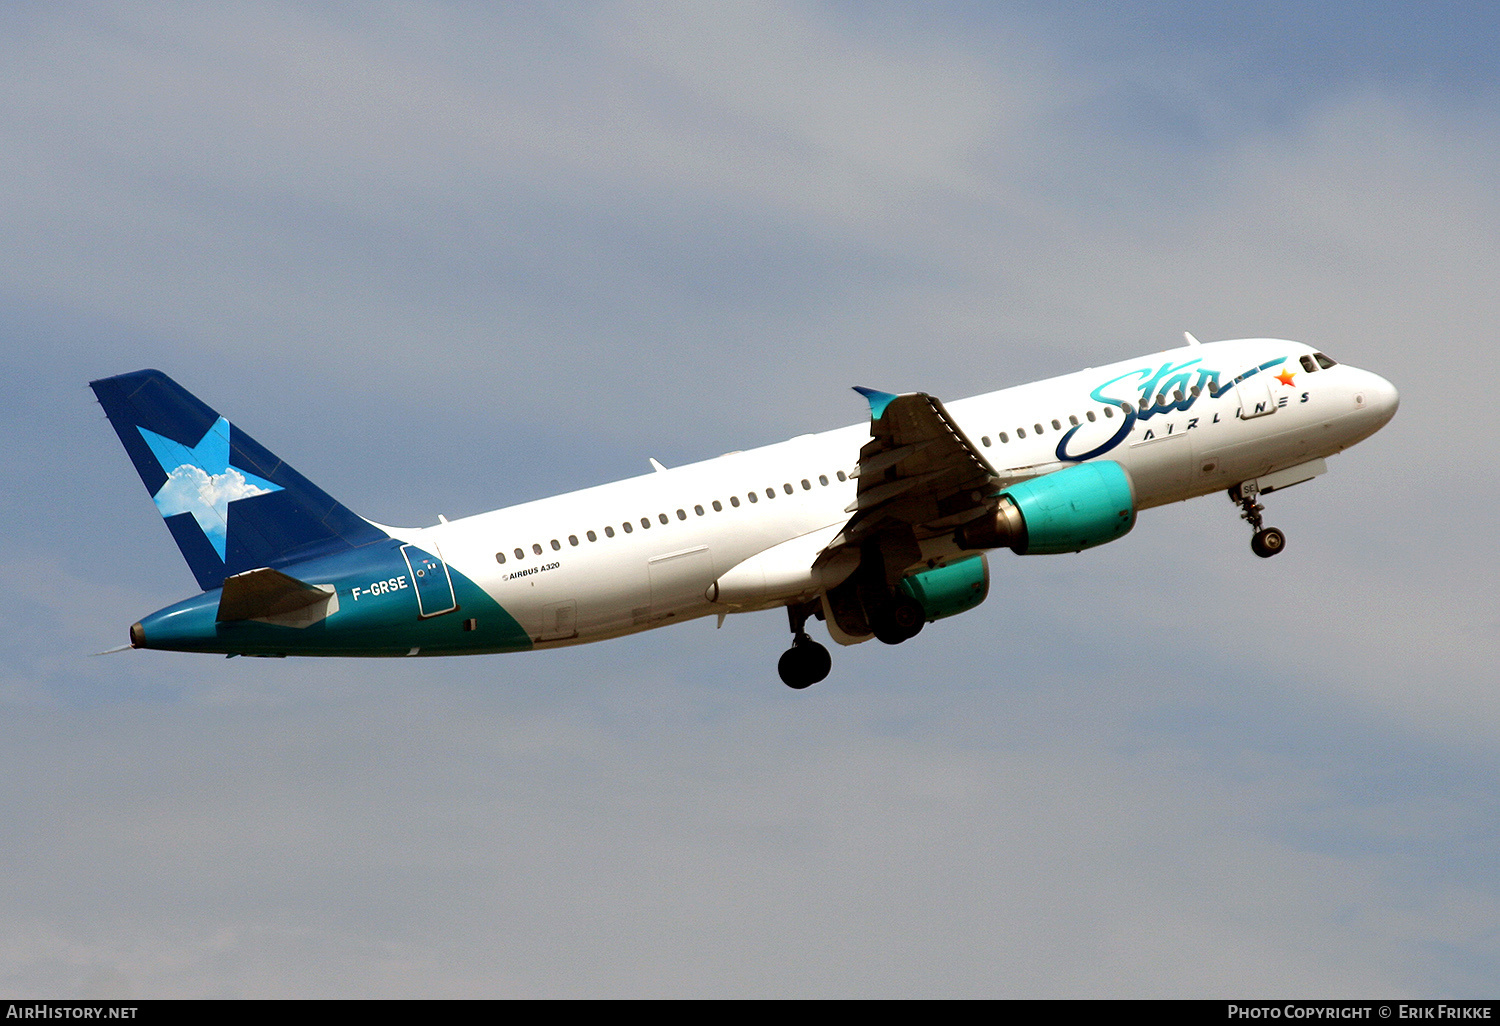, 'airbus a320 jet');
92,335,1398,688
